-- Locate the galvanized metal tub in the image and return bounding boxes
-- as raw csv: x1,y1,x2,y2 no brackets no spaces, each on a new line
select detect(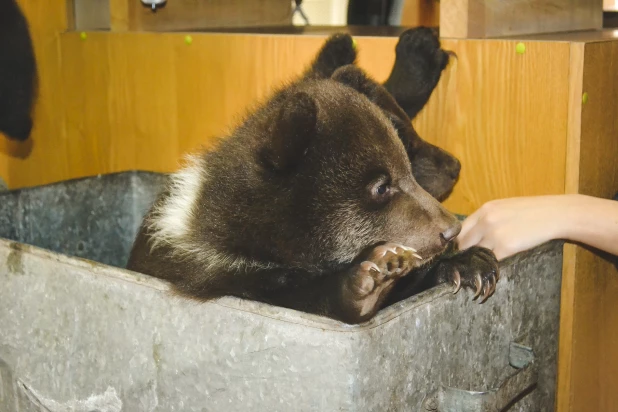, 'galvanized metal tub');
0,172,562,411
